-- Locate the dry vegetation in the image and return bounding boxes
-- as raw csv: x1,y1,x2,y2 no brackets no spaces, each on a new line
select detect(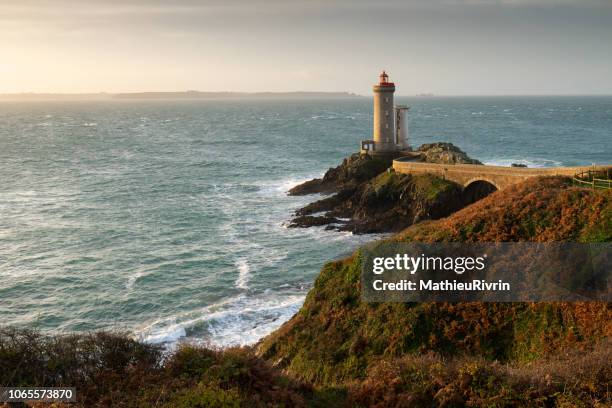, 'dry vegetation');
398,176,610,243
0,328,310,407
258,176,611,406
